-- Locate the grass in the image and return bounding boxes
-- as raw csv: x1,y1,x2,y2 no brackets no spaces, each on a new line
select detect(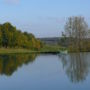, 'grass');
40,45,61,53
0,45,62,54
0,48,36,54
